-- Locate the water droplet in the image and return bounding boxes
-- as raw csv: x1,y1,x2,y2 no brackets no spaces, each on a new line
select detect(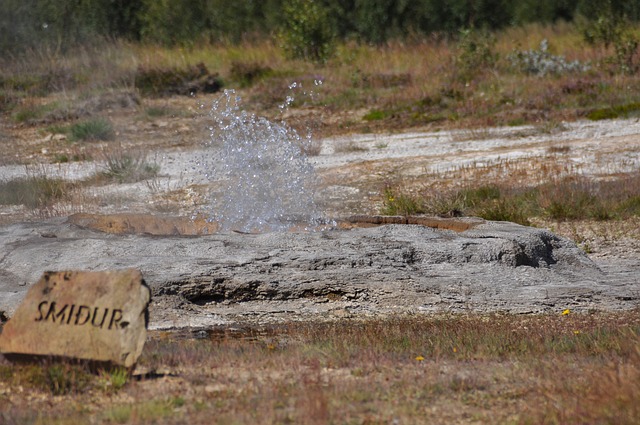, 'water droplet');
194,90,328,233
